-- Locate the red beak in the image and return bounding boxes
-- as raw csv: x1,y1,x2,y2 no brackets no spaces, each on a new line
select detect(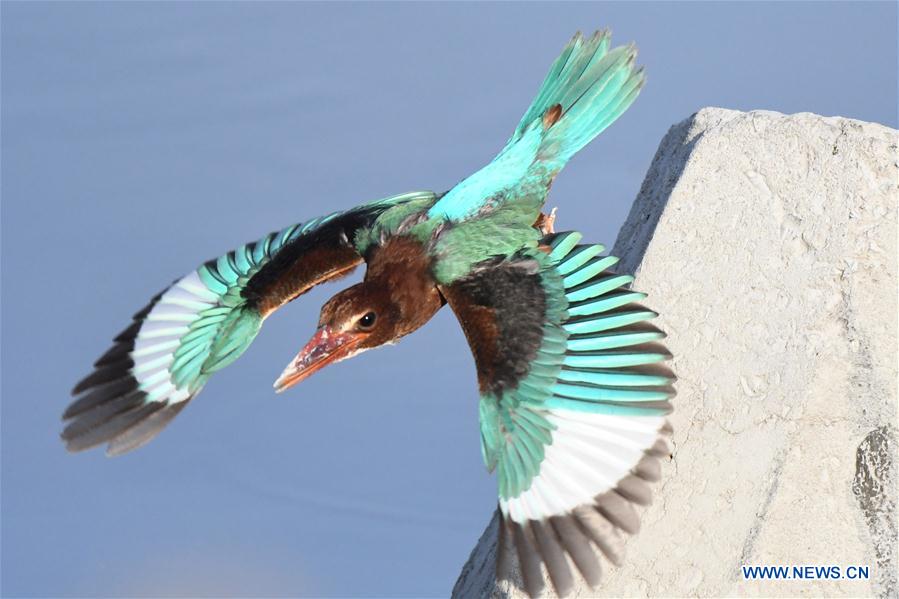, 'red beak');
273,326,364,393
